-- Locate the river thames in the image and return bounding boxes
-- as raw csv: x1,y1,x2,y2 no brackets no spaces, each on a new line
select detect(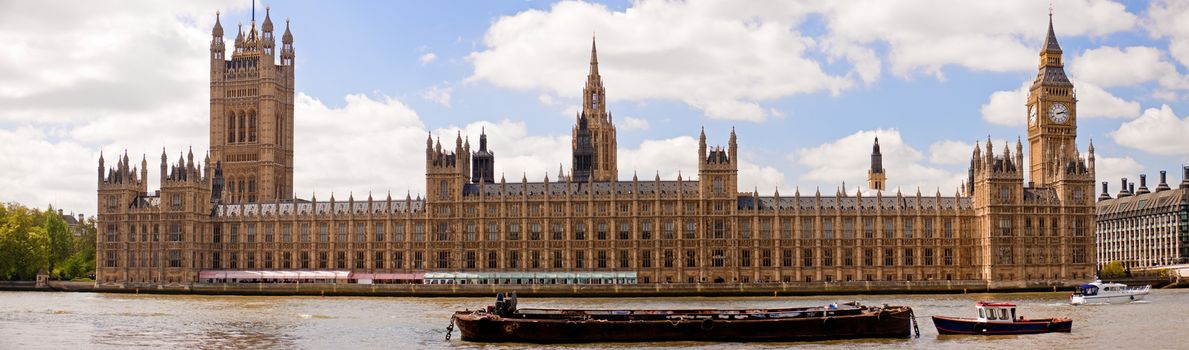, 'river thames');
1,289,1184,349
